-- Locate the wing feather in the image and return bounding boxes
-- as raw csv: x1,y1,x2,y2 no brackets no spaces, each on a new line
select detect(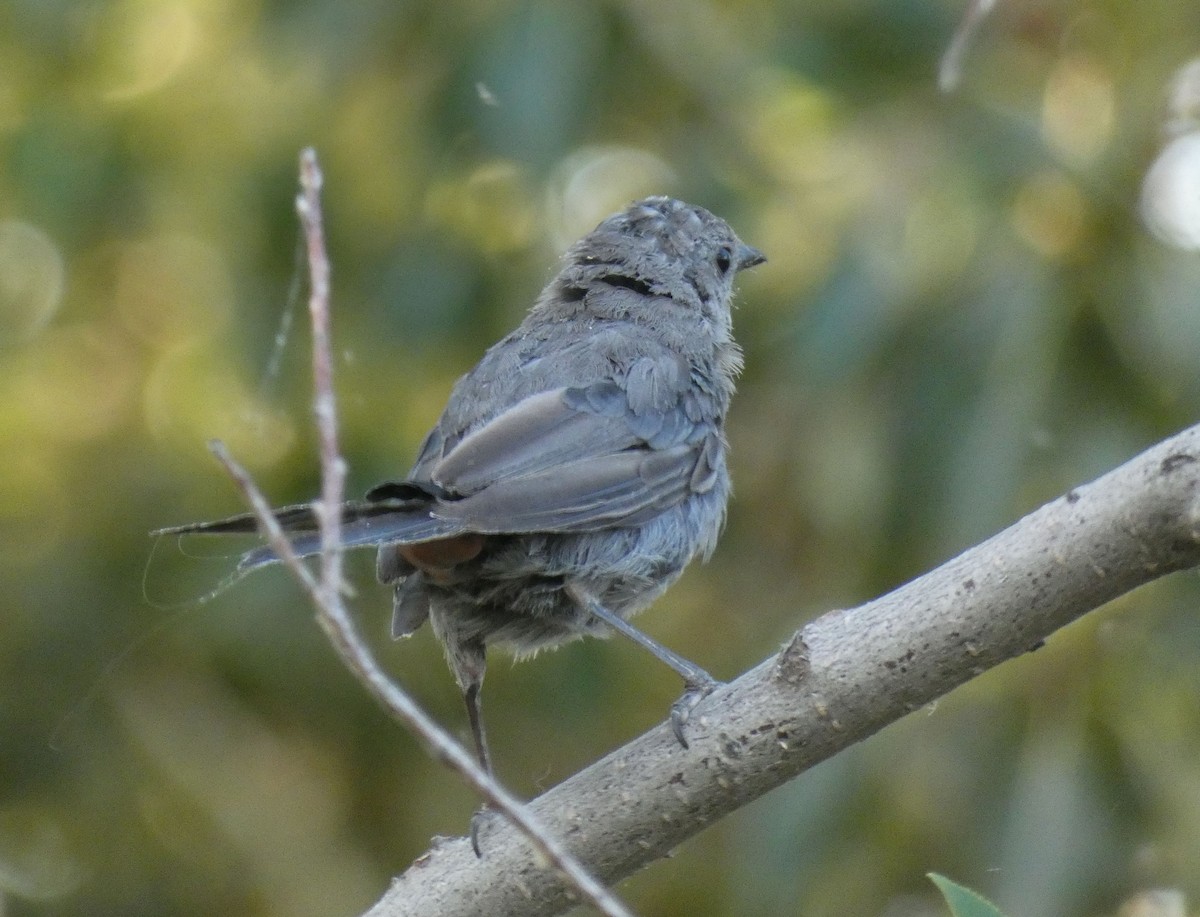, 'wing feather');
431,388,638,493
